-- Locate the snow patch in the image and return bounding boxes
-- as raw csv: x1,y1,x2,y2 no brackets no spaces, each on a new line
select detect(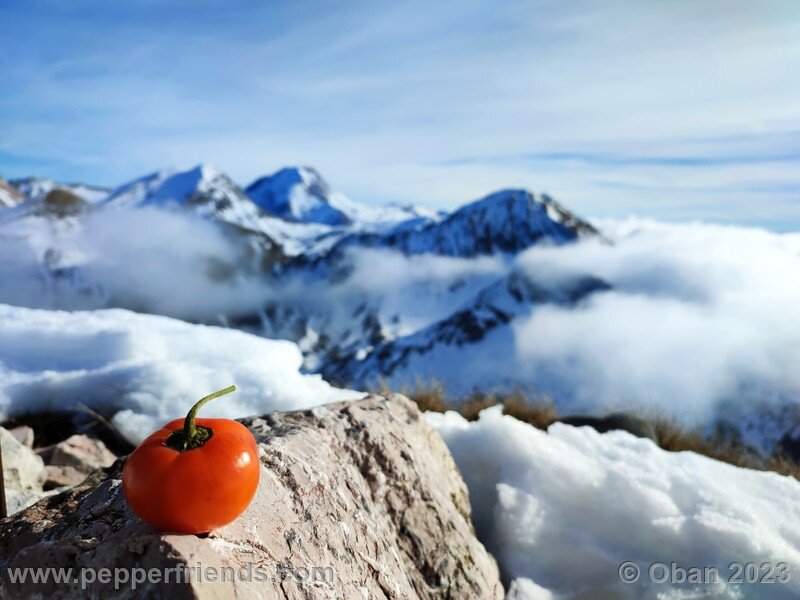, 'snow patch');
430,407,800,599
0,304,361,443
